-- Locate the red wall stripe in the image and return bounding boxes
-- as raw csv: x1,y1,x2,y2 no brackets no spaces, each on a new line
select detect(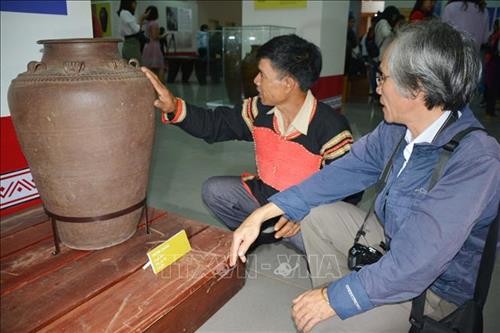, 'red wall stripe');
1,199,41,217
0,116,28,173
